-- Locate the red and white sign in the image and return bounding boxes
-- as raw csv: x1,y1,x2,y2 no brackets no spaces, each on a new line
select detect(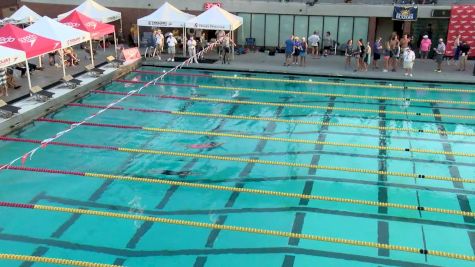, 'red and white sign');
446,4,475,57
0,24,61,58
59,11,115,40
0,46,26,69
204,2,222,10
122,47,141,62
